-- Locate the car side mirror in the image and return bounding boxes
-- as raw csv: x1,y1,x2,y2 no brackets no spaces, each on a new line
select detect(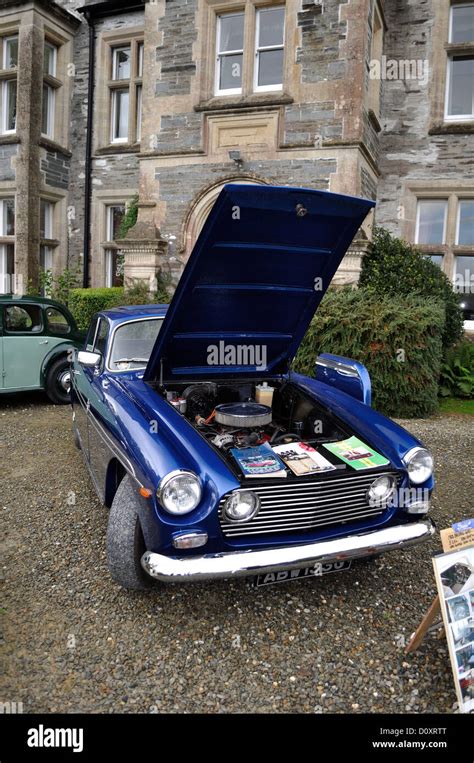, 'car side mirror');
78,350,102,368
